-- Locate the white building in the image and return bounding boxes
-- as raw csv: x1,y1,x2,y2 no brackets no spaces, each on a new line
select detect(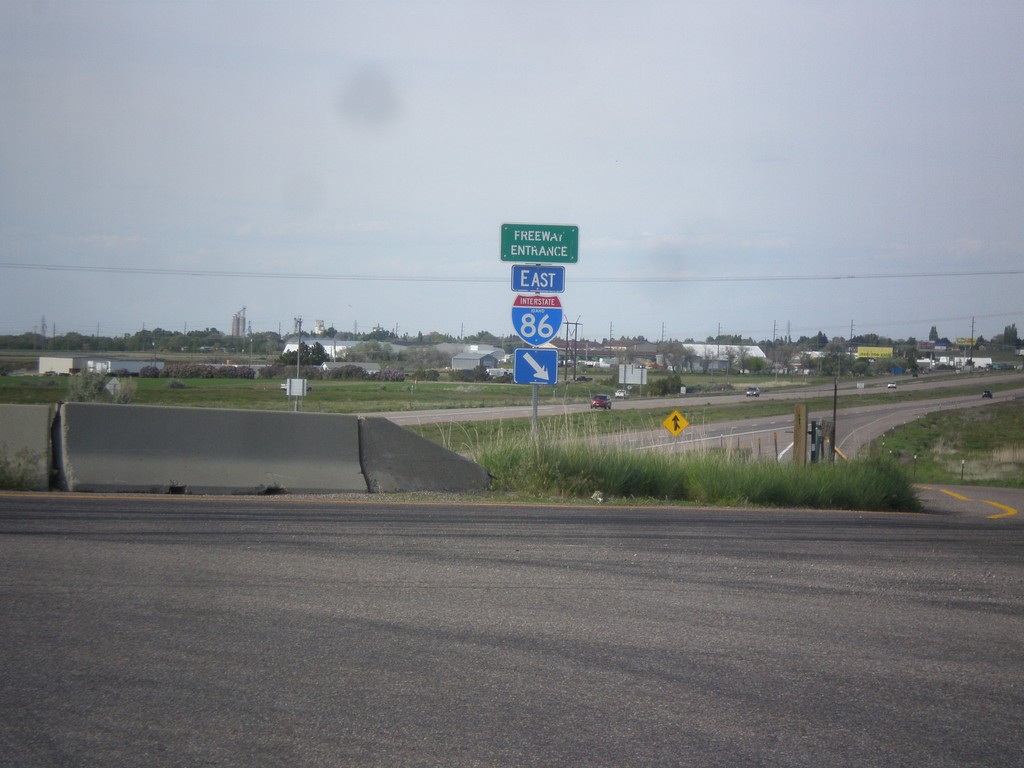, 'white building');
280,337,404,360
671,343,767,372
